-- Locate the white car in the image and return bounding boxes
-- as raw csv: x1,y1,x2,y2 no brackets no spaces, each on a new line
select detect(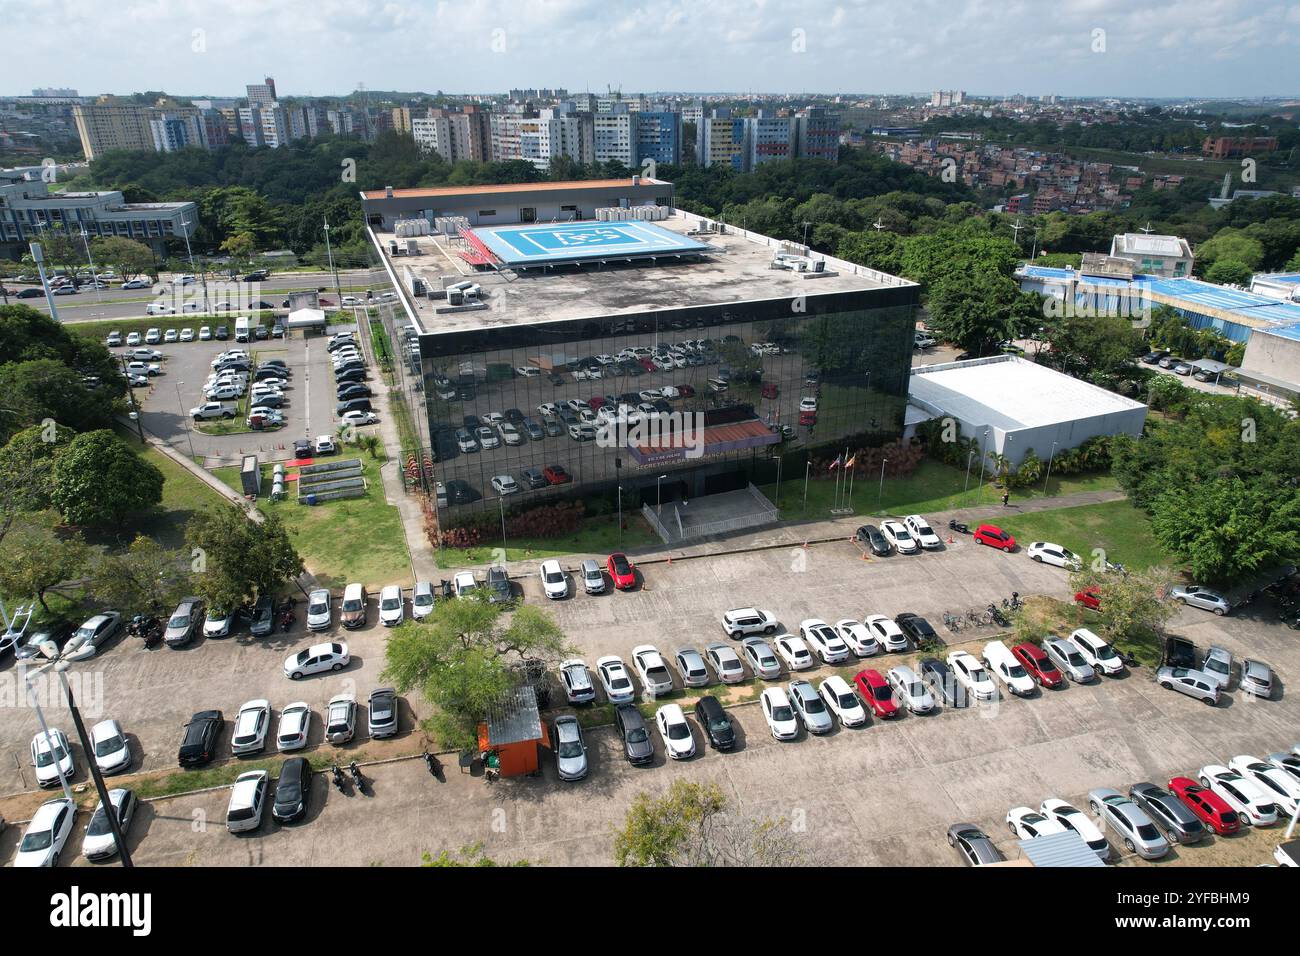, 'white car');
306,588,332,630
880,519,918,554
596,655,636,704
655,704,696,759
903,514,943,549
378,584,404,626
560,659,597,704
632,644,675,697
946,651,998,701
834,619,880,657
864,614,908,652
82,788,137,862
1069,628,1124,676
1006,806,1069,841
760,687,800,740
276,702,312,752
89,719,131,774
491,474,519,495
453,570,478,597
799,396,818,412
1228,756,1300,816
885,665,935,713
721,607,778,638
283,641,350,679
314,435,336,455
226,770,269,834
411,580,435,620
1039,798,1111,860
1198,765,1280,826
799,618,851,664
341,410,379,427
774,634,814,671
31,729,74,788
15,798,77,867
819,675,867,727
539,559,568,599
982,640,1036,697
325,694,357,744
1027,541,1082,570
231,699,271,755
341,295,359,306
204,606,235,638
